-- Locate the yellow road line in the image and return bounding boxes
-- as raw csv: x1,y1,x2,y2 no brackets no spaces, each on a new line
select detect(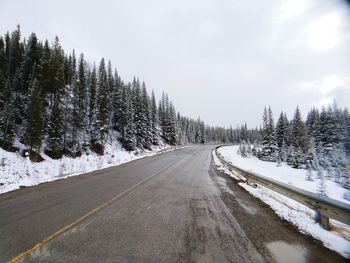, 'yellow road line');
6,159,182,263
